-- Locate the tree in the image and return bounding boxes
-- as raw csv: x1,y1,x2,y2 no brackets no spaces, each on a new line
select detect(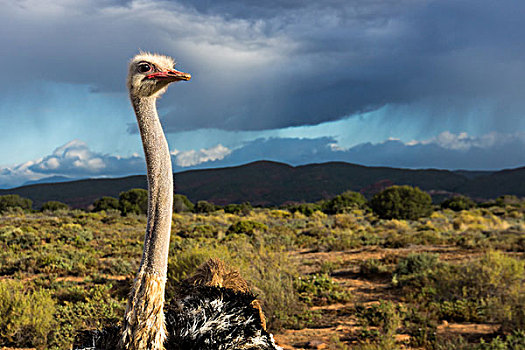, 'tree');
119,189,148,215
370,185,432,220
173,194,194,213
441,195,475,211
0,194,32,212
224,202,252,216
93,196,120,212
194,200,216,214
323,191,367,214
41,201,69,212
